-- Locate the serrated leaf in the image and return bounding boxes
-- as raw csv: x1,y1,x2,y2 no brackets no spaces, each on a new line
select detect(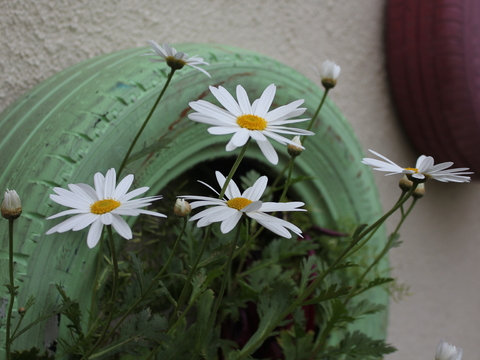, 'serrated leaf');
194,289,215,357
238,283,294,356
324,330,396,359
352,224,368,239
298,256,319,294
349,300,385,318
89,310,168,359
302,284,351,306
354,277,394,297
128,251,146,296
278,329,315,360
155,281,177,307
